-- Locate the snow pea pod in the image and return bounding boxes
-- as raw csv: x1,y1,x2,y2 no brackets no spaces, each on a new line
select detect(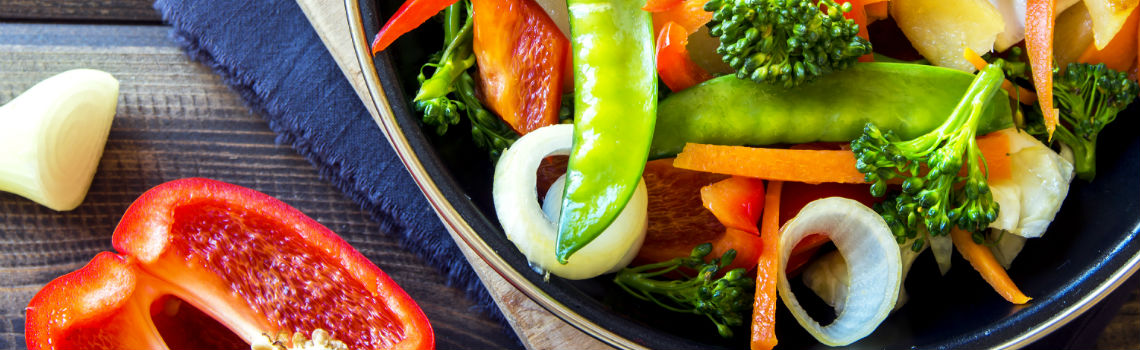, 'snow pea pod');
557,0,657,263
649,63,1013,159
